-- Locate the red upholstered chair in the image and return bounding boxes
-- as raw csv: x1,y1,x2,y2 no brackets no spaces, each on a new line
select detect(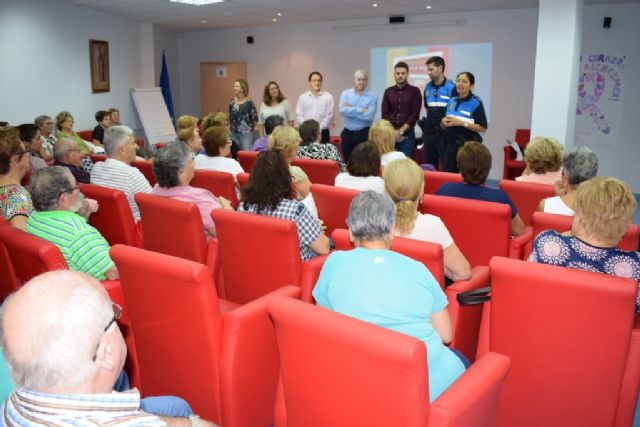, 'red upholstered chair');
269,296,511,427
498,179,555,227
76,130,93,141
420,194,512,267
329,135,344,157
134,193,220,286
20,170,31,187
79,184,141,247
110,245,300,427
211,209,310,304
480,257,640,427
155,142,166,150
502,128,530,180
237,172,250,192
327,229,489,361
0,241,18,302
90,154,108,163
423,171,463,195
131,160,156,186
237,150,258,172
311,184,359,235
191,169,240,209
291,157,339,186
